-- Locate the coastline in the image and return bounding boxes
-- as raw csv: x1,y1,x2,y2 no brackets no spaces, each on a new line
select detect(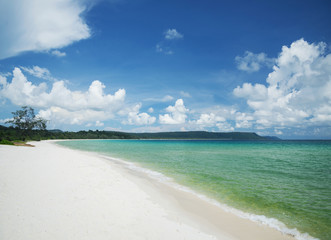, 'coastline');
0,141,296,240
